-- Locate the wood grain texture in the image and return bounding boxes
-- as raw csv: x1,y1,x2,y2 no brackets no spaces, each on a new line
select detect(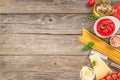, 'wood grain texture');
0,14,118,55
0,0,119,79
0,14,95,34
0,34,90,55
0,56,88,80
0,0,90,13
0,0,119,13
1,14,120,34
